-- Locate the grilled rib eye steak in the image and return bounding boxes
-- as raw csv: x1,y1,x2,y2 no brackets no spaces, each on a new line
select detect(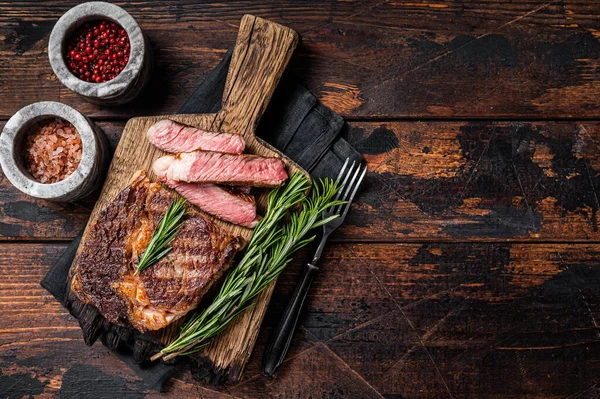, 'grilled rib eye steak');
70,170,243,332
153,151,288,187
146,119,245,154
